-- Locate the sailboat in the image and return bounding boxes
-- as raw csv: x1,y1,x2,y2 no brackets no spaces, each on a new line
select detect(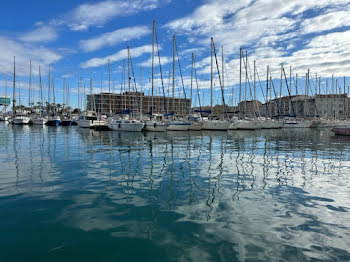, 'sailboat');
202,39,229,131
46,66,61,126
13,57,31,125
282,66,307,128
143,21,167,132
31,66,48,125
166,35,190,131
79,77,108,130
109,48,144,132
61,79,73,126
